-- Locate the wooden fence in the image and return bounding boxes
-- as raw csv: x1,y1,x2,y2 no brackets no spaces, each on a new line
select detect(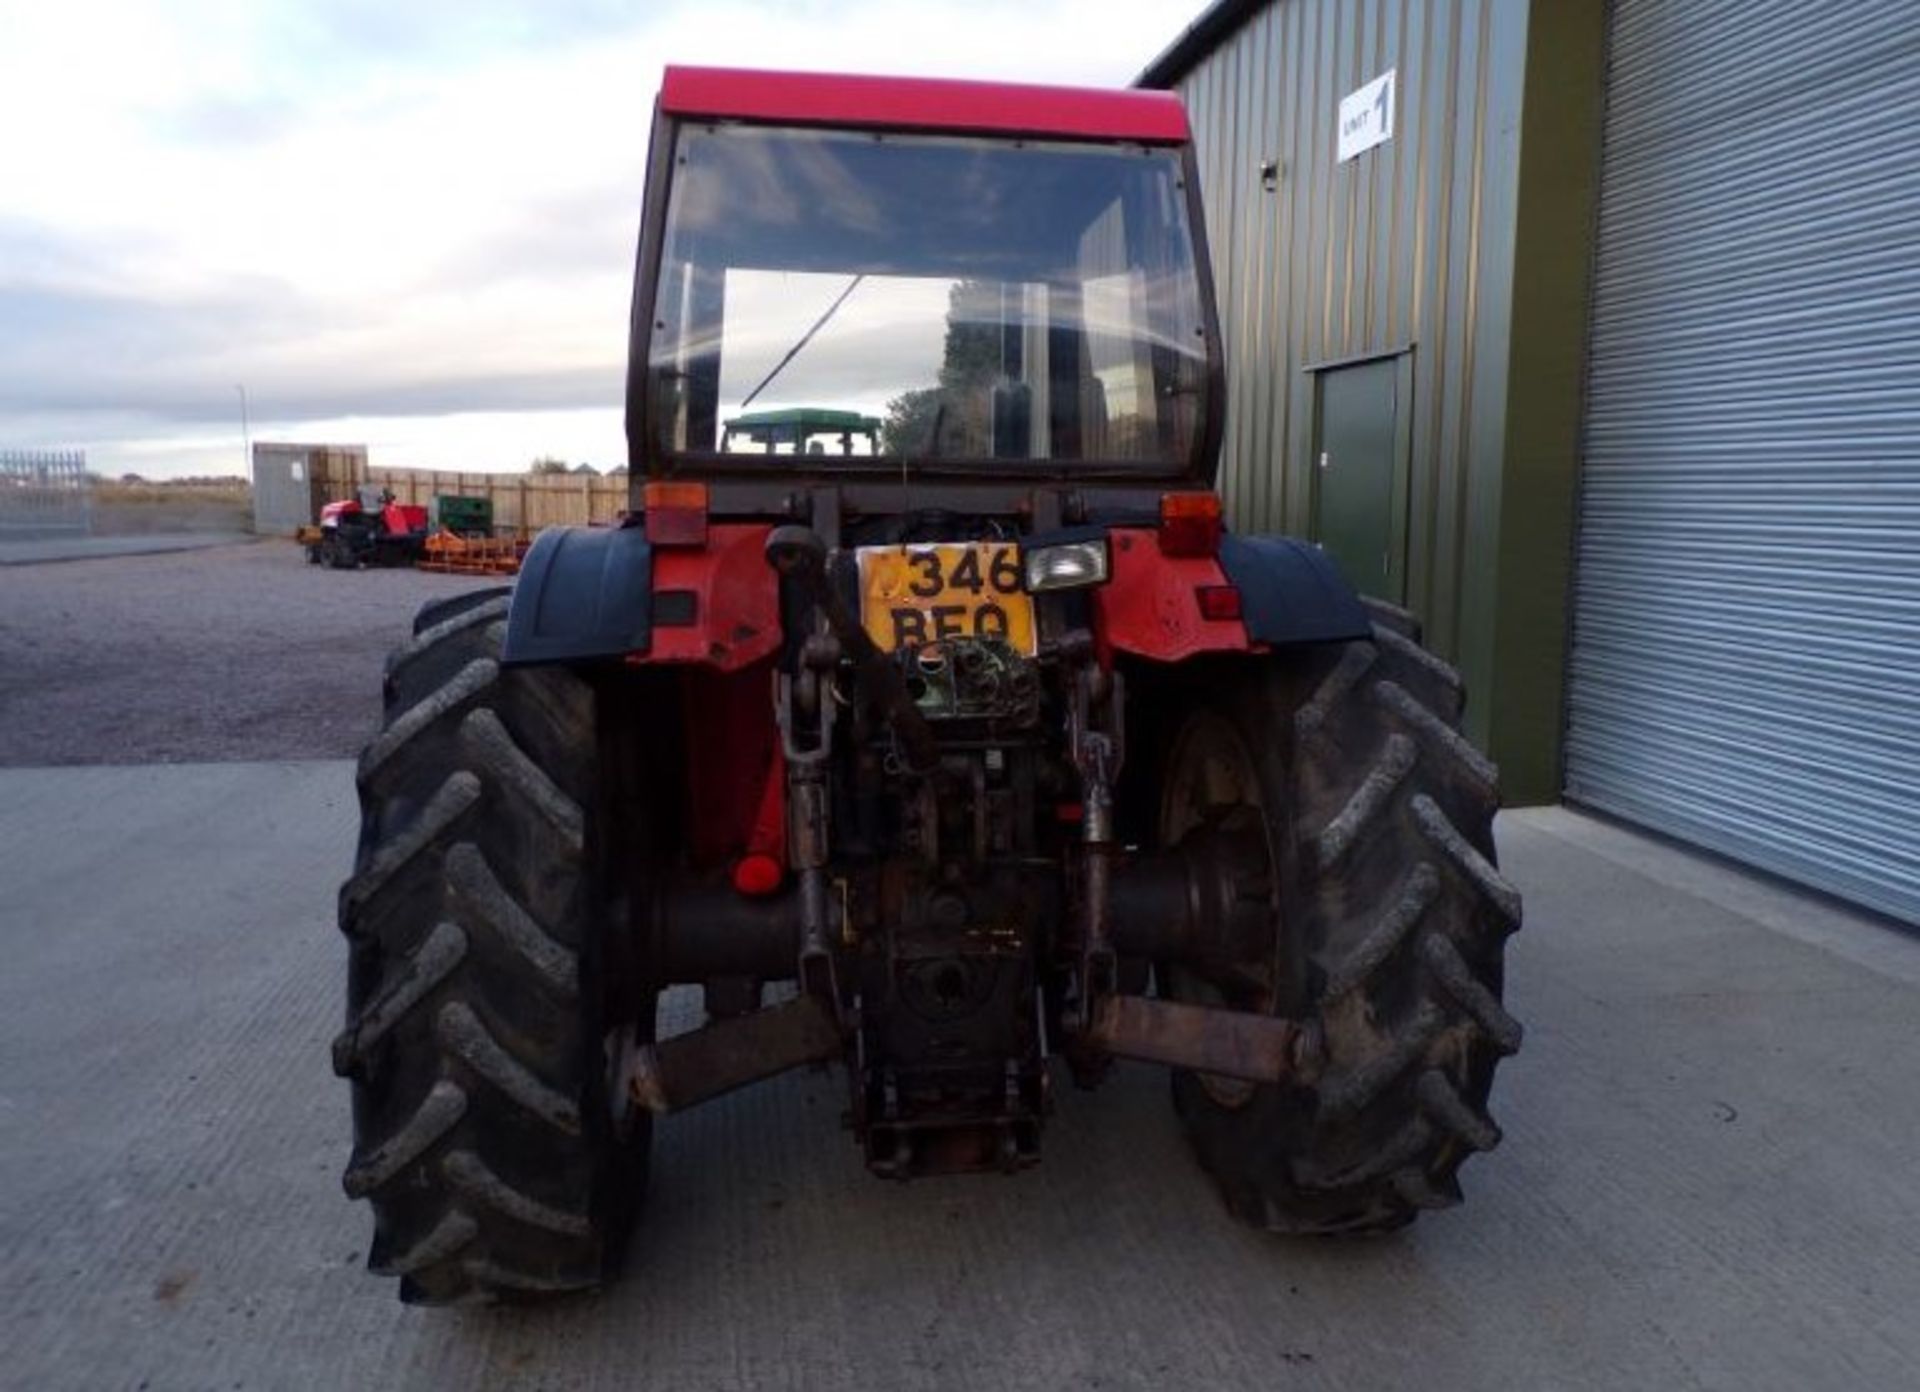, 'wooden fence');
365,469,629,534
